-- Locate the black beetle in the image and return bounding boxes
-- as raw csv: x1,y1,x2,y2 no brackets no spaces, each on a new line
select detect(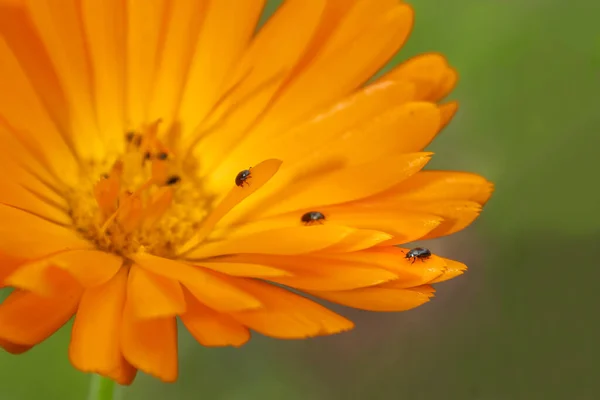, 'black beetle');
403,247,432,264
301,211,326,225
235,169,252,187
